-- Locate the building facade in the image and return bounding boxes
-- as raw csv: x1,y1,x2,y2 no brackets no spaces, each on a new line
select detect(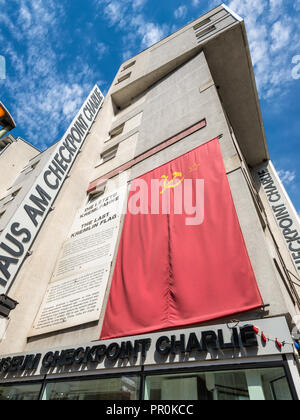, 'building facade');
0,5,299,400
0,135,40,202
